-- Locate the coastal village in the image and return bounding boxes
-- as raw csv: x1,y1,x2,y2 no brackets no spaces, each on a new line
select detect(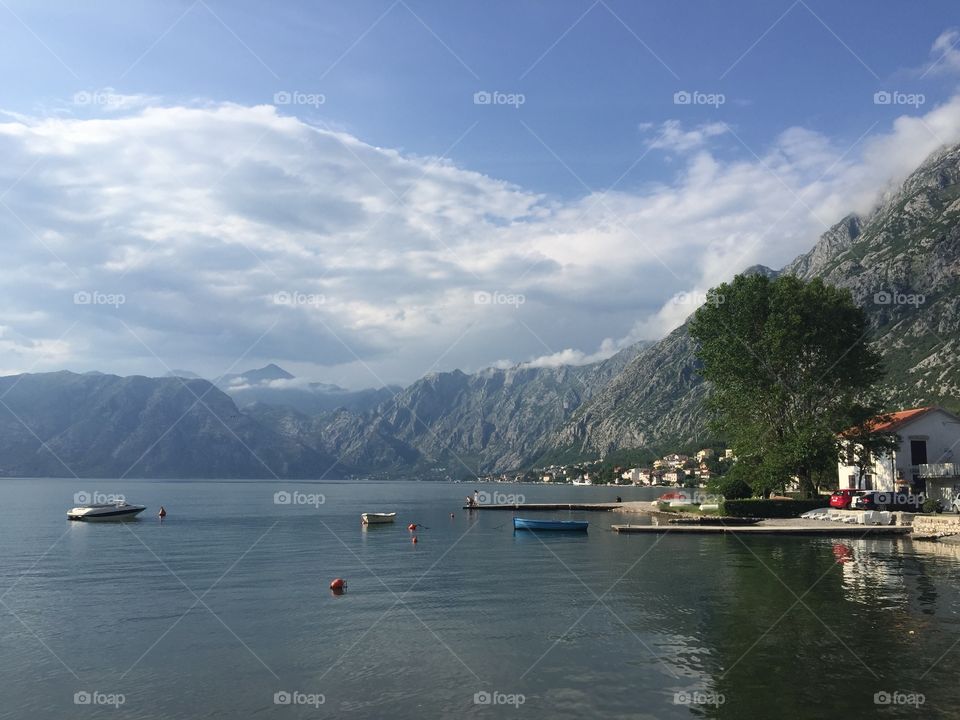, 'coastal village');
477,447,735,487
